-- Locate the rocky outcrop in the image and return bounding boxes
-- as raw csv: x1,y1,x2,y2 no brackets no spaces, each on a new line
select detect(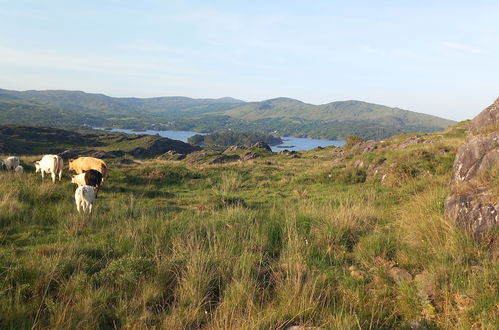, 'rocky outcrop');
242,151,258,161
251,141,272,152
157,150,186,161
445,98,499,239
128,136,200,158
349,140,377,154
470,97,499,134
